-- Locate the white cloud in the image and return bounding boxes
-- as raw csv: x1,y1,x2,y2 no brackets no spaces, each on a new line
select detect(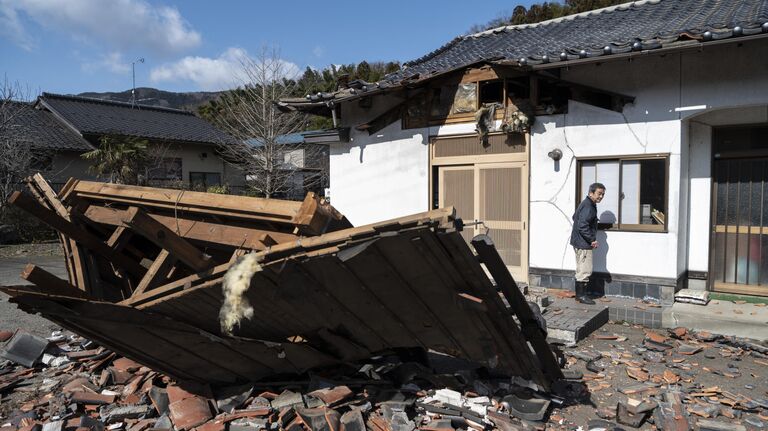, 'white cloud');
150,48,301,91
0,0,201,55
82,52,131,74
0,1,33,50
